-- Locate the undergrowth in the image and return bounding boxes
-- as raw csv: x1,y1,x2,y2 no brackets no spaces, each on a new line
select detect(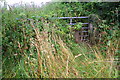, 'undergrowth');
1,2,119,78
2,19,119,78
